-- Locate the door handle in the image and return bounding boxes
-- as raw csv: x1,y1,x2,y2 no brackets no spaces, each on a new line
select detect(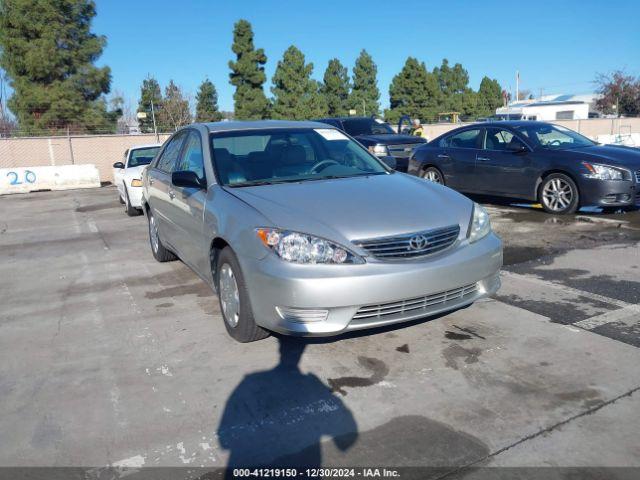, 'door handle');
168,190,175,200
476,156,491,162
437,154,450,159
